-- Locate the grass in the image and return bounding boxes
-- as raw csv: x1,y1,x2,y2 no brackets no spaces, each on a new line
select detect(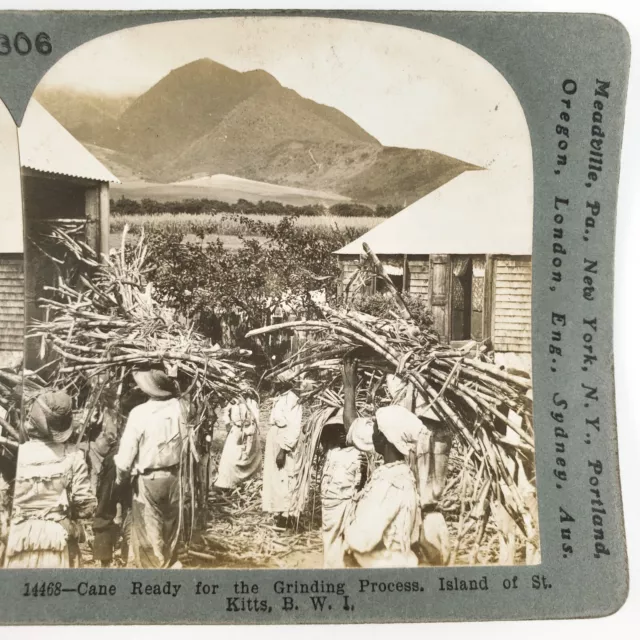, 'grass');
110,212,383,237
